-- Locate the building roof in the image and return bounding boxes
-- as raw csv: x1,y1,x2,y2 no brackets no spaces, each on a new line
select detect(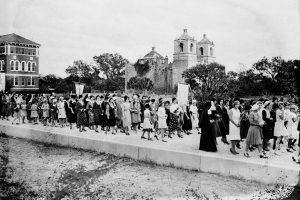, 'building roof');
198,34,213,45
143,47,164,59
177,29,194,40
0,33,40,47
